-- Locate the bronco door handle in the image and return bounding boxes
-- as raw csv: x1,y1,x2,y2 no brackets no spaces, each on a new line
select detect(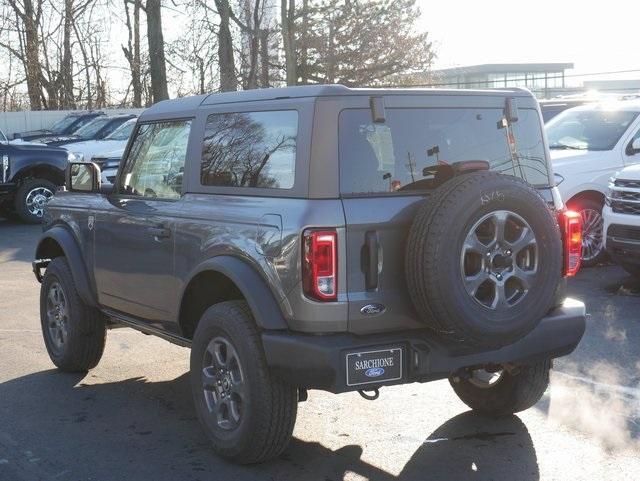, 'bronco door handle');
147,226,171,239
